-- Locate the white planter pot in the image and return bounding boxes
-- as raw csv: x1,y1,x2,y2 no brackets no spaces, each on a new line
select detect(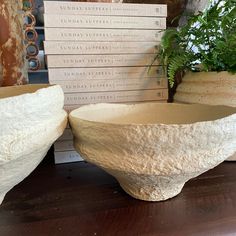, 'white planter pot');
69,103,236,201
0,85,67,204
175,71,236,160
